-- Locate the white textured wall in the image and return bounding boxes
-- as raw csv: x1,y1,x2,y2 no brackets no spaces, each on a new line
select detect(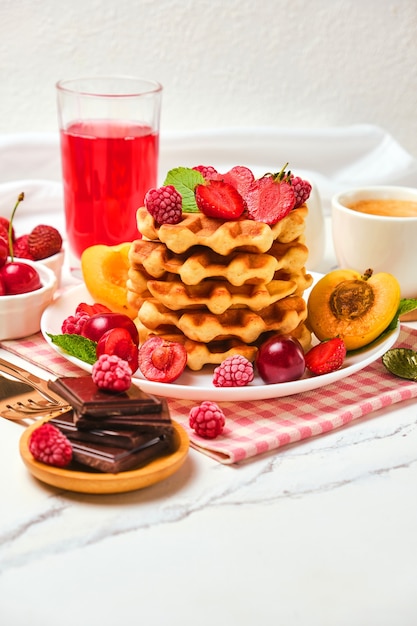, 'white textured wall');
1,0,416,156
